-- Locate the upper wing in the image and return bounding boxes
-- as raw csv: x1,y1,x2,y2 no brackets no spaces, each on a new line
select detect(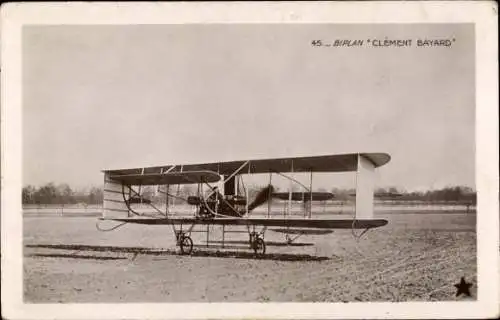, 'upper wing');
109,170,221,185
104,153,390,176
